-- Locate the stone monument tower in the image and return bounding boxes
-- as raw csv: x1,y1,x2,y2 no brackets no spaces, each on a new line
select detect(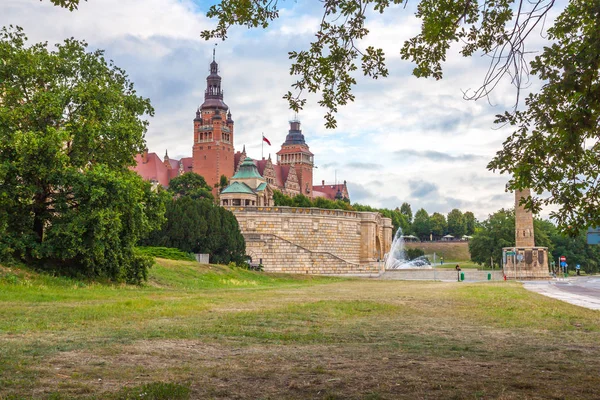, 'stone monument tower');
515,189,535,247
503,189,550,279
